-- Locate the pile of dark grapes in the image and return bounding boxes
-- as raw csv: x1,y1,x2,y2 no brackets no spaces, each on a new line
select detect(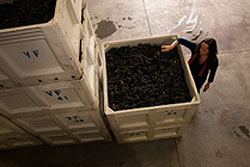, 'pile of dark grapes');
0,0,57,29
106,44,191,111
